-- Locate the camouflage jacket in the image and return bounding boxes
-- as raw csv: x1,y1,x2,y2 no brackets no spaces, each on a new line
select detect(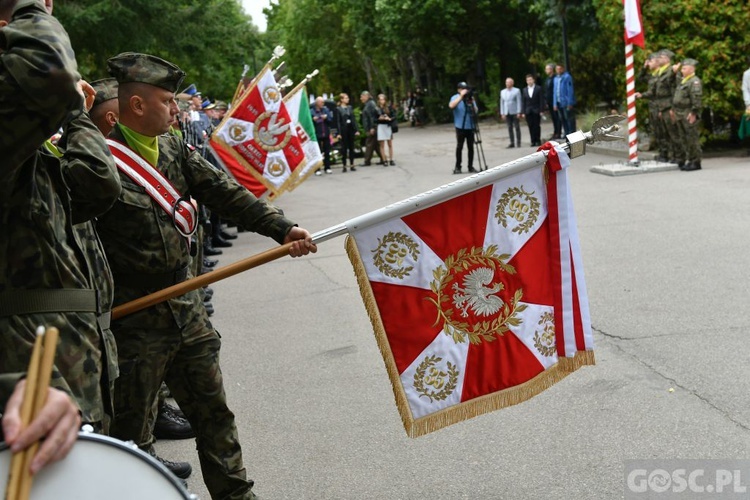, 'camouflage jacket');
641,65,677,111
0,0,118,425
673,75,703,115
98,124,296,326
